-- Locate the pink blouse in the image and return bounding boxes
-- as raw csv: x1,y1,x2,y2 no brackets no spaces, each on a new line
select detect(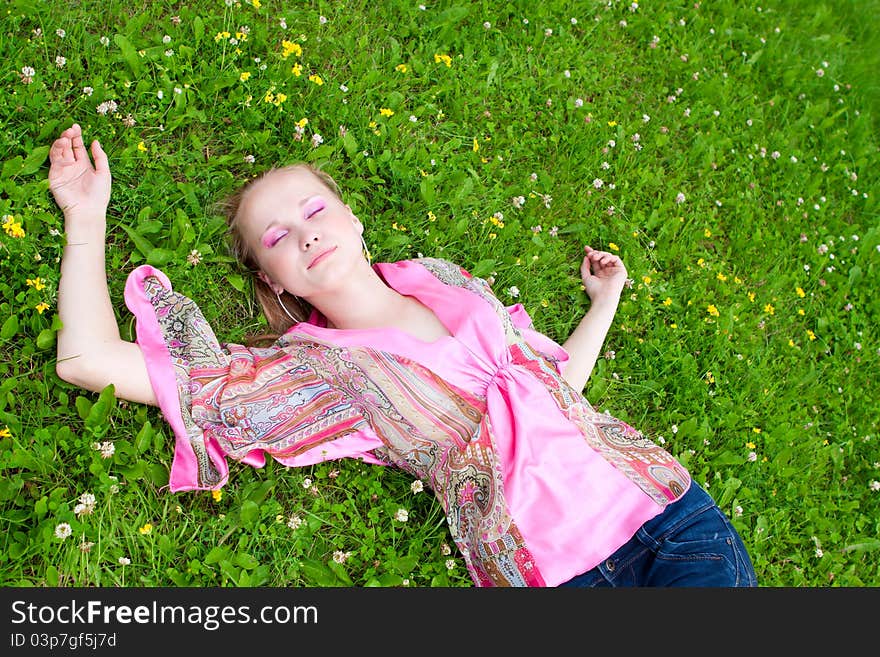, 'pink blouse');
126,258,688,586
